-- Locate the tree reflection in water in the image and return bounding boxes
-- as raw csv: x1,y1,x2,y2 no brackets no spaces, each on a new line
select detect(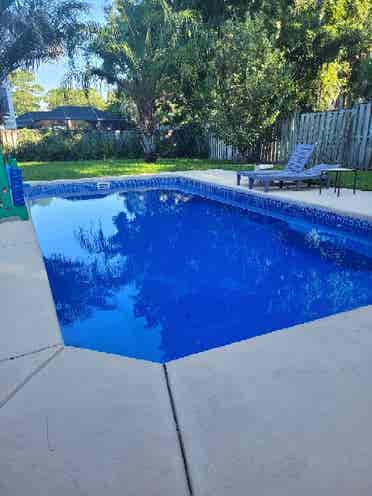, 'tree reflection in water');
39,190,372,362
